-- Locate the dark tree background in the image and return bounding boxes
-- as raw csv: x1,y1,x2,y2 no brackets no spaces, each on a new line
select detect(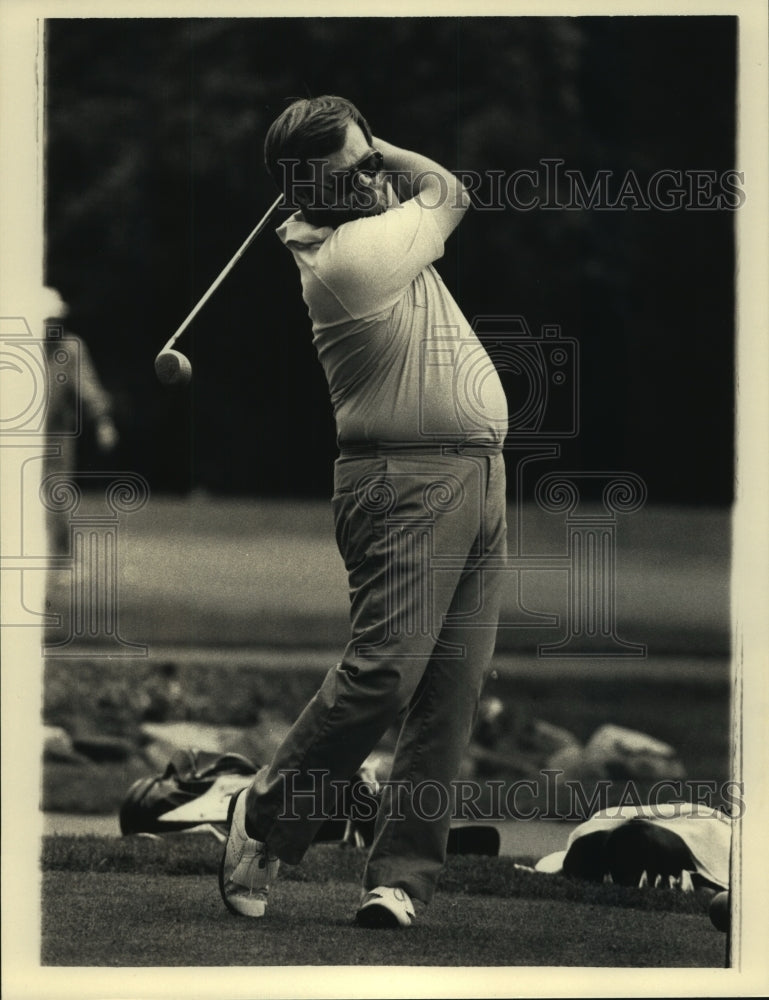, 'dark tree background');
44,16,736,503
